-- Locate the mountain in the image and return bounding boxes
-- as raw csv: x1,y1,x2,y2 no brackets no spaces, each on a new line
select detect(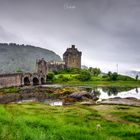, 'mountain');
0,43,61,74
